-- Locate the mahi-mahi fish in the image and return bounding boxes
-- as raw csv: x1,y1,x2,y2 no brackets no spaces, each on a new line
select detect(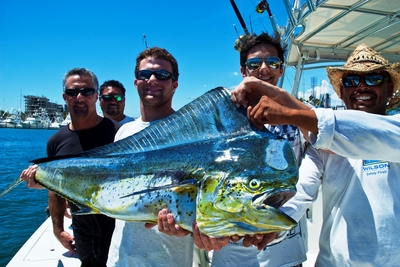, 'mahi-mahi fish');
2,87,298,237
